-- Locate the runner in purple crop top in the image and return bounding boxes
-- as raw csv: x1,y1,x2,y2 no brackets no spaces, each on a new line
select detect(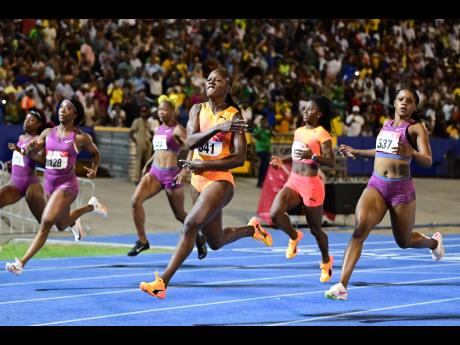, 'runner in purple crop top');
0,109,47,224
128,94,208,260
5,99,108,276
325,88,445,301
